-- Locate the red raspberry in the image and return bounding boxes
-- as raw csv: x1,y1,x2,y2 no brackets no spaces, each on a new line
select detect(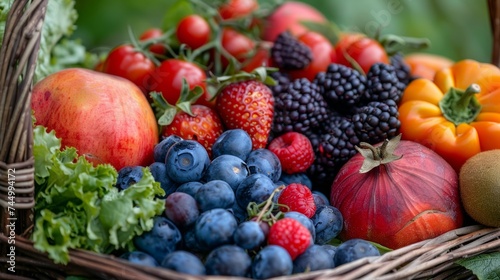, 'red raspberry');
268,132,314,174
278,183,316,218
268,217,311,260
